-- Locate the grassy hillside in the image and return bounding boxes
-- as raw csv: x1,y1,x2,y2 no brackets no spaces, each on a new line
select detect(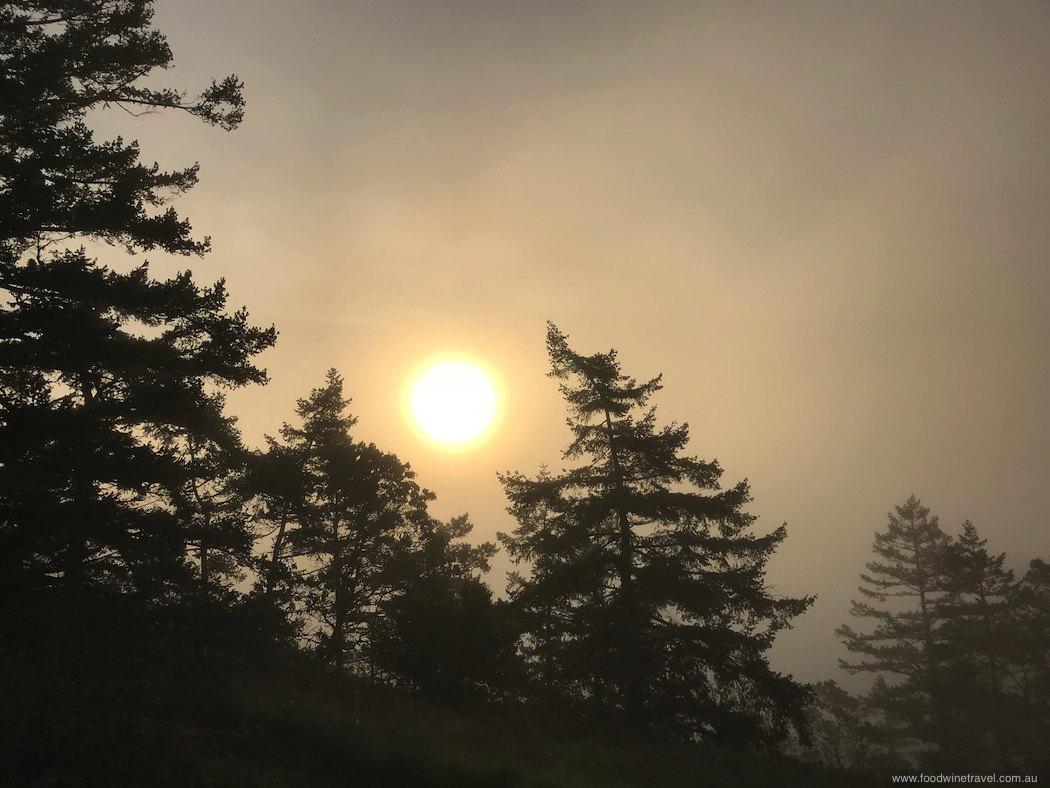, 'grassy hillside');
0,593,881,787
